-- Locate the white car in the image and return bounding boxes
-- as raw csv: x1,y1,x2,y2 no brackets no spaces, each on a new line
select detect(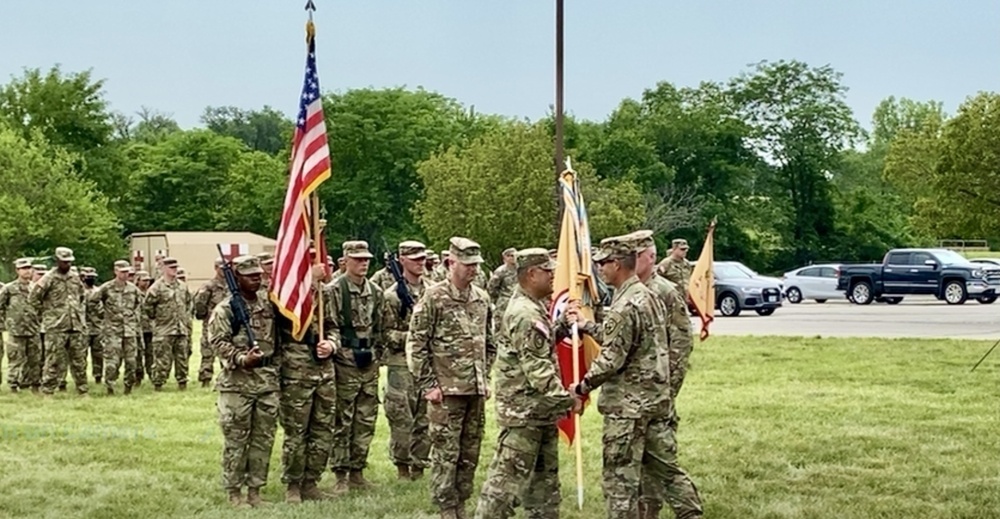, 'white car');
782,264,844,304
